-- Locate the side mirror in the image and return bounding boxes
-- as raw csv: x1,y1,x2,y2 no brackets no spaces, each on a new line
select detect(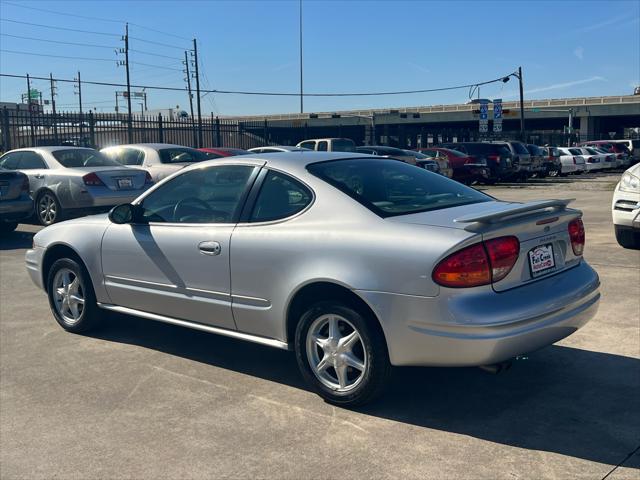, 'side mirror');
109,203,136,224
